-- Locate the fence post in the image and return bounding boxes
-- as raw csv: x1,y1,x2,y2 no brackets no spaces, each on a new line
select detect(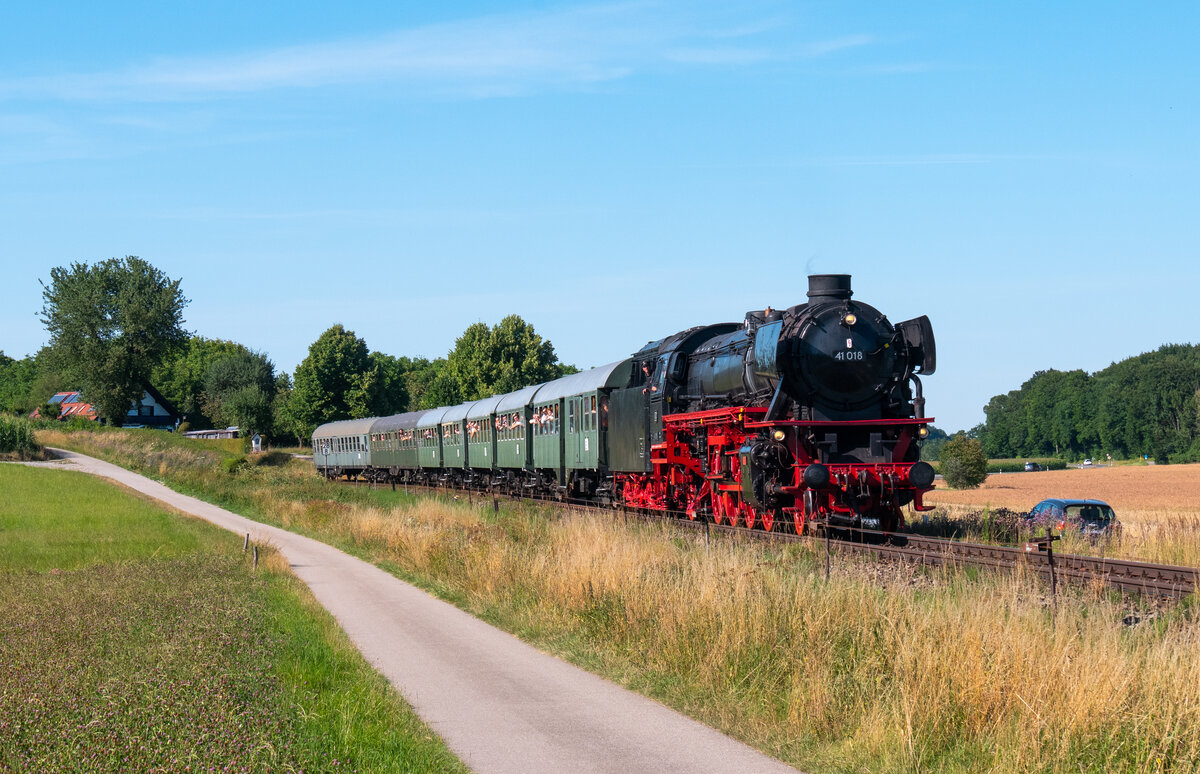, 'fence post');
1024,531,1060,619
825,519,832,582
1046,528,1058,618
